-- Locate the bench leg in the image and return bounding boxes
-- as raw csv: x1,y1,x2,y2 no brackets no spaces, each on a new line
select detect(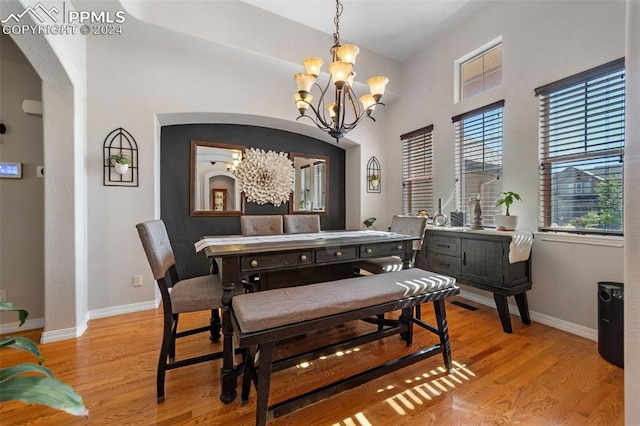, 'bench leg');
399,307,413,345
255,343,274,426
433,299,452,371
